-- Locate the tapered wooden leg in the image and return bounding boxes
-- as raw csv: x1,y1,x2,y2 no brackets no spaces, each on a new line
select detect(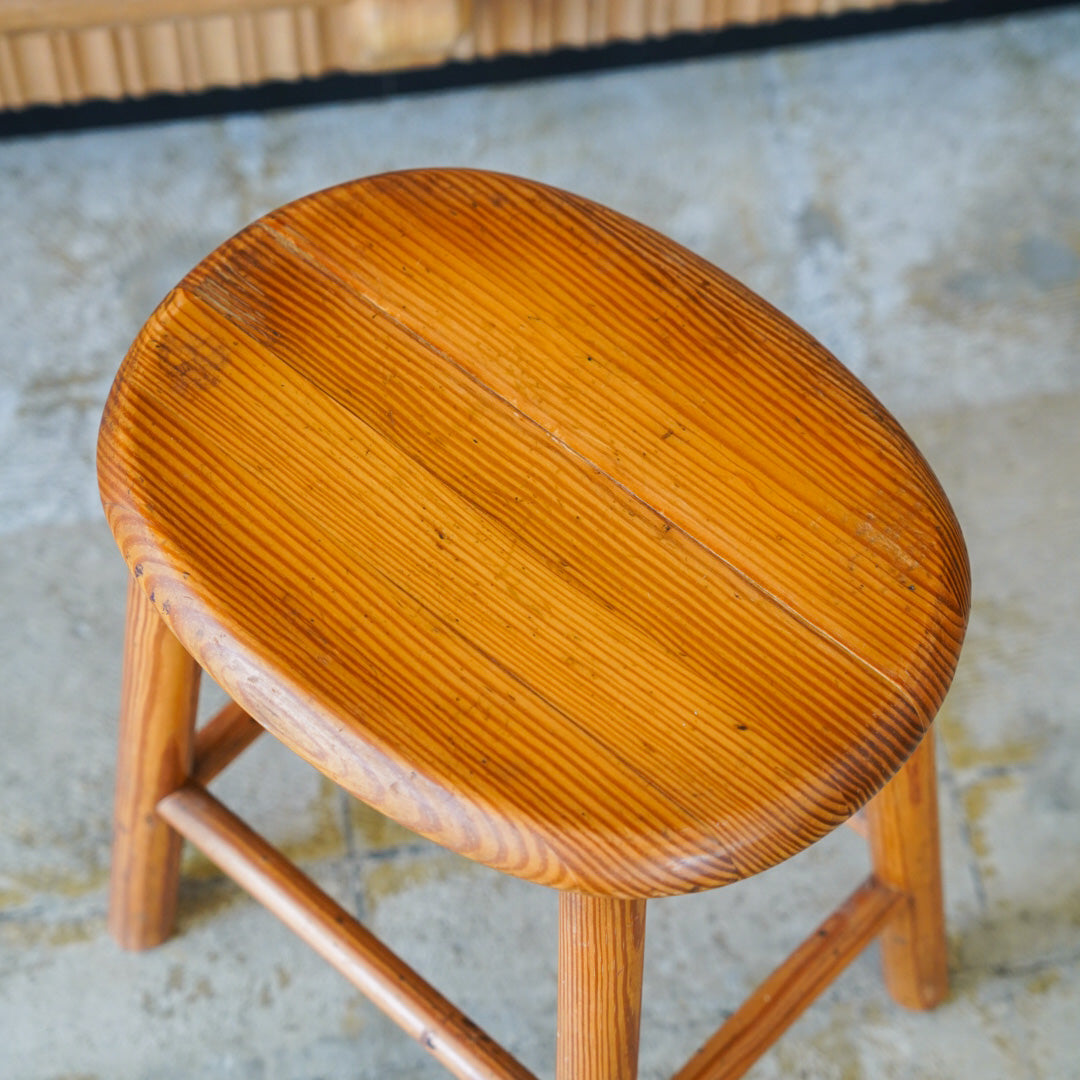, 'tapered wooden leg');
865,731,948,1009
557,893,647,1080
108,577,201,950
